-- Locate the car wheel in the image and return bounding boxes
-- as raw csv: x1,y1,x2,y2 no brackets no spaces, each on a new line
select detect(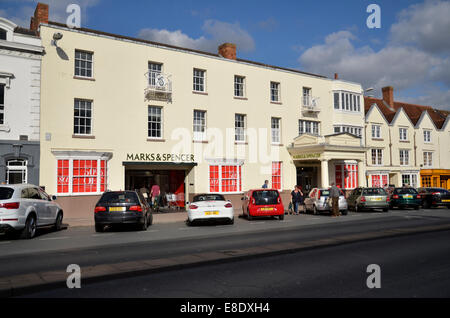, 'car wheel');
414,205,419,210
20,215,37,239
341,210,348,216
383,208,389,212
53,211,63,231
247,208,253,221
229,218,234,225
355,204,359,213
279,214,284,220
423,200,431,209
140,215,148,231
313,205,318,215
95,223,104,233
148,213,153,226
